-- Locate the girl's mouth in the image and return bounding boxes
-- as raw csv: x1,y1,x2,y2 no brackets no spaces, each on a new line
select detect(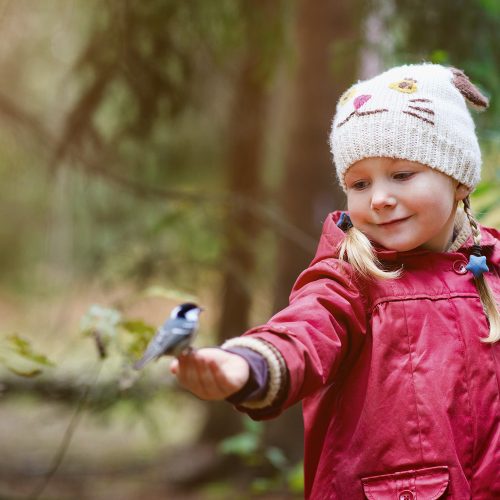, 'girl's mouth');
378,216,412,227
